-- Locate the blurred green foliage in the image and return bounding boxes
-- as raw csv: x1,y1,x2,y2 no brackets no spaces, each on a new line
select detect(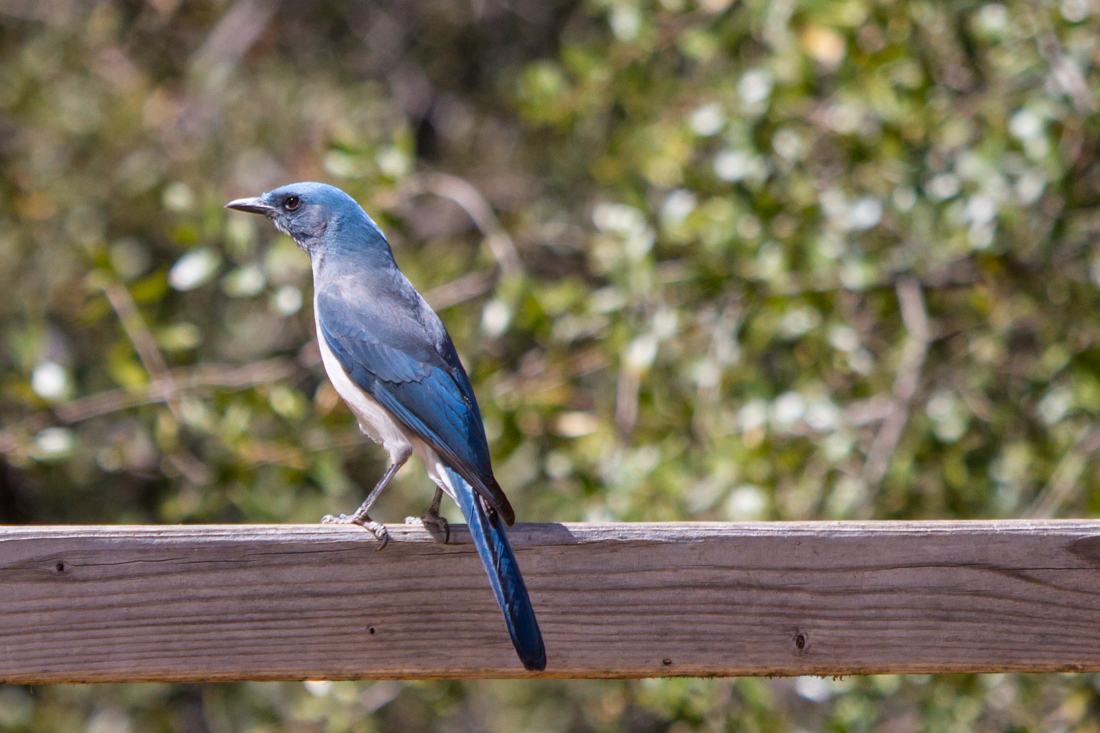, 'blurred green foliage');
3,0,1100,729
